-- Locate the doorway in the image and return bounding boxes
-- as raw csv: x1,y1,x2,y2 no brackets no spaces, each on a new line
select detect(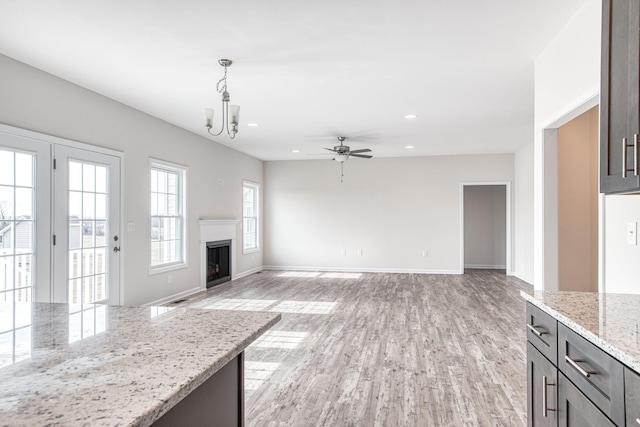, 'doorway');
0,124,122,305
460,183,511,274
